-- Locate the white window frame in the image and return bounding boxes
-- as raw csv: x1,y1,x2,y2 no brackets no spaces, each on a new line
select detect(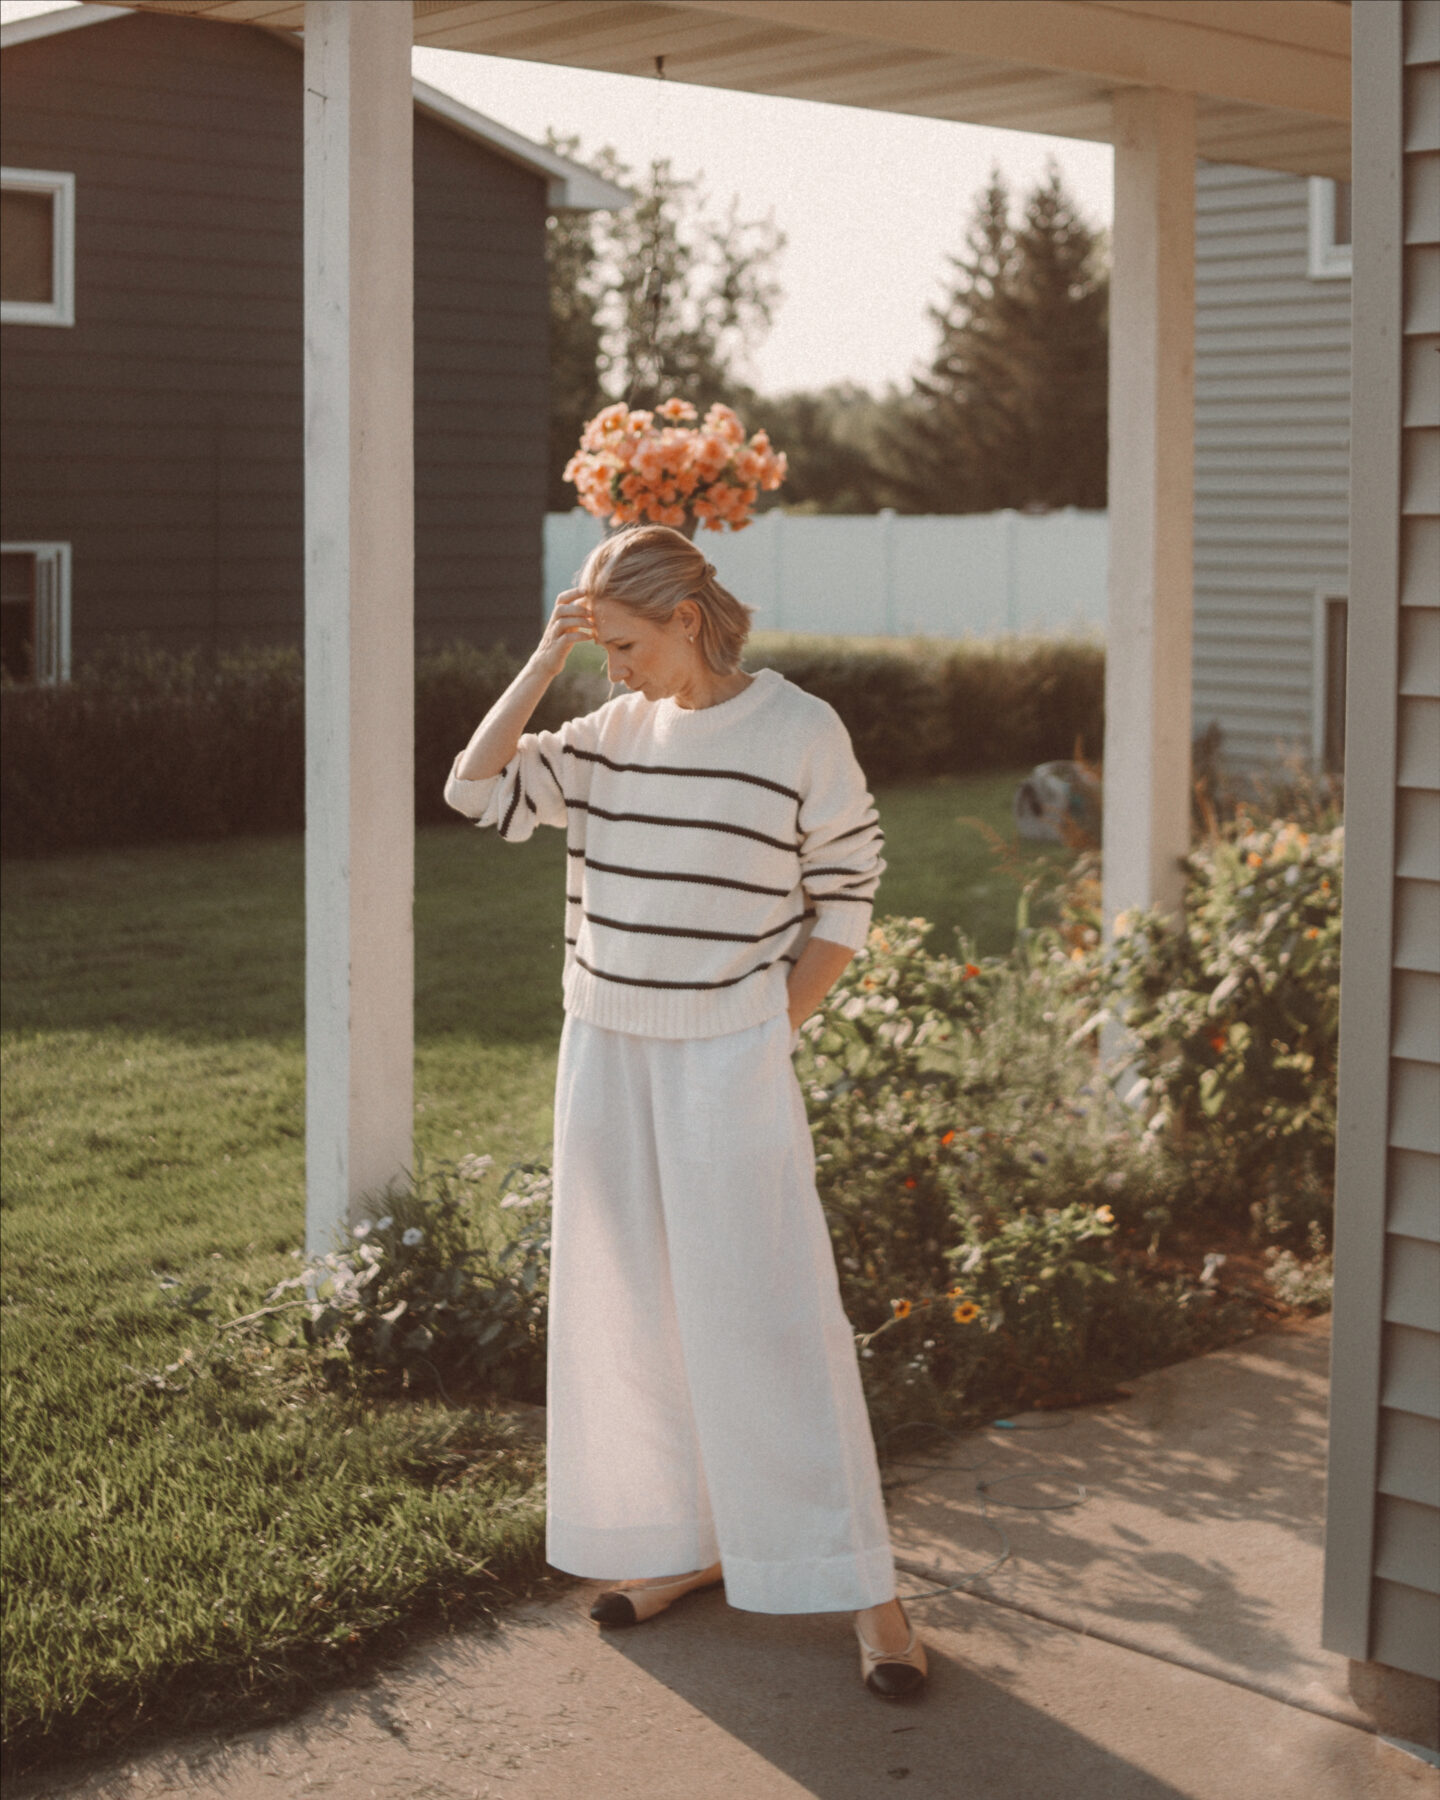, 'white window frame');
1,167,76,326
1,542,72,683
1312,589,1348,772
1307,177,1352,281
